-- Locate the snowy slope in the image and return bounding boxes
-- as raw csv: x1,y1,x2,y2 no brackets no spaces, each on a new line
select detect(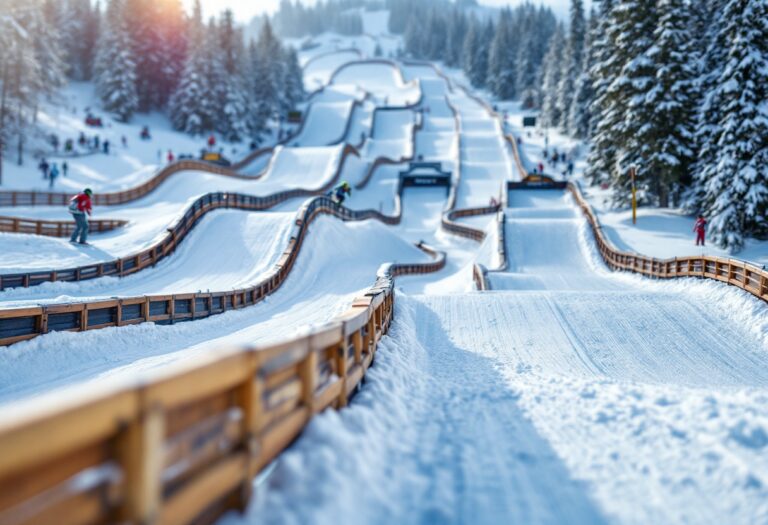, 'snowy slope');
0,146,344,272
0,216,431,404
